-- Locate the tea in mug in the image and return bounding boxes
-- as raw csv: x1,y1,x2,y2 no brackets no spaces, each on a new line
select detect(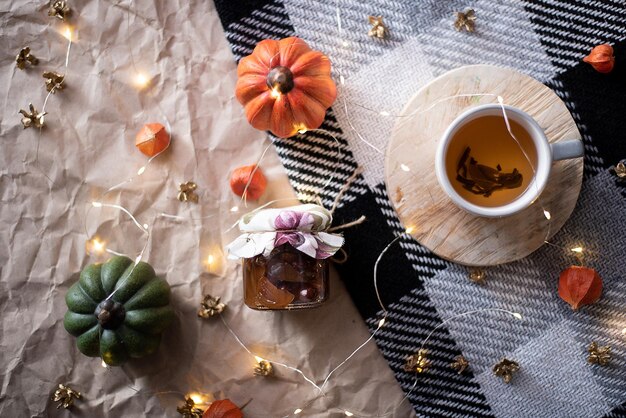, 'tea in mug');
444,115,538,207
